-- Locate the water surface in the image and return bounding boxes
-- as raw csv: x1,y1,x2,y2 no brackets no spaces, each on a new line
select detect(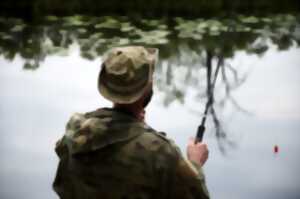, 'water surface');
0,15,300,199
